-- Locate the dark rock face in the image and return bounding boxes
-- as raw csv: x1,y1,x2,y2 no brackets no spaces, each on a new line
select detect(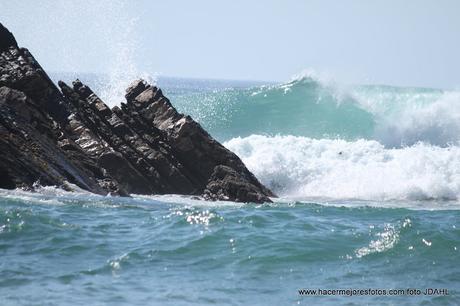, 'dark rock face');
0,24,17,52
204,165,273,203
0,23,274,203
